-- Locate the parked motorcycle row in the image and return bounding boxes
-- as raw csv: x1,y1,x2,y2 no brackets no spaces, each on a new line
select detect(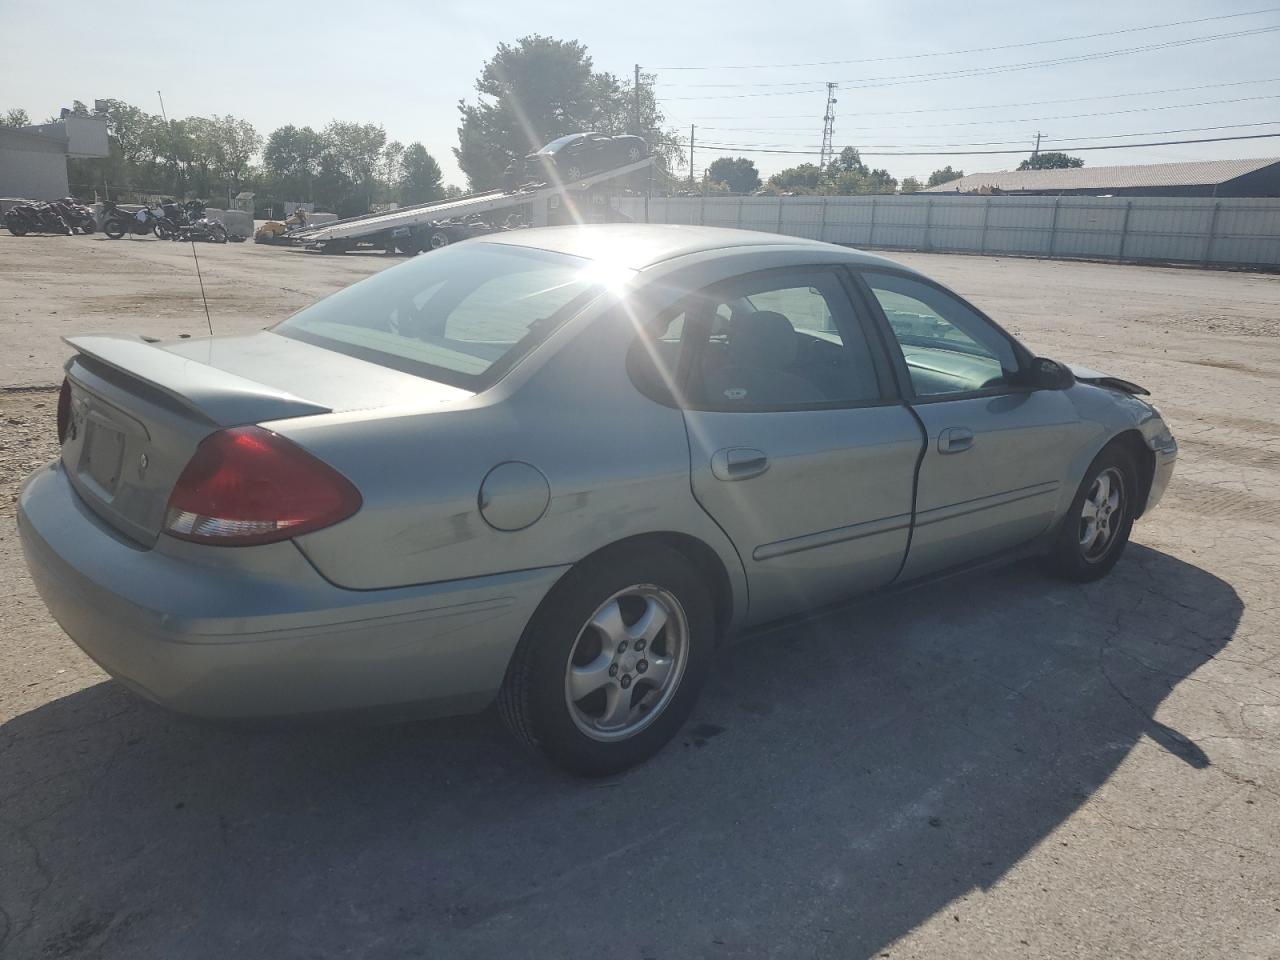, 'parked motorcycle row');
2,197,230,243
2,198,96,236
102,199,229,243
